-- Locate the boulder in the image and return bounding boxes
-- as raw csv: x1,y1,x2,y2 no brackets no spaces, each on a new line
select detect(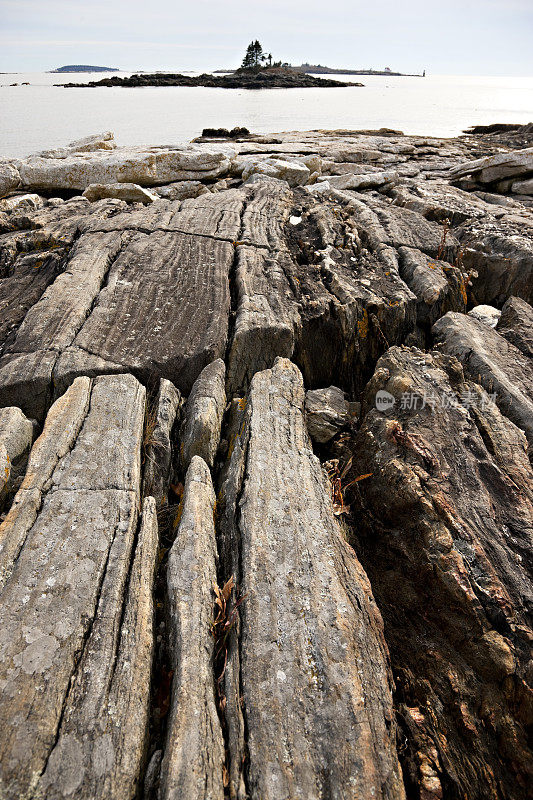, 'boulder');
155,180,210,200
497,296,533,357
82,182,158,203
449,147,533,184
468,304,501,328
241,157,310,186
0,161,20,198
0,406,34,509
305,385,354,443
511,176,533,195
0,193,43,212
